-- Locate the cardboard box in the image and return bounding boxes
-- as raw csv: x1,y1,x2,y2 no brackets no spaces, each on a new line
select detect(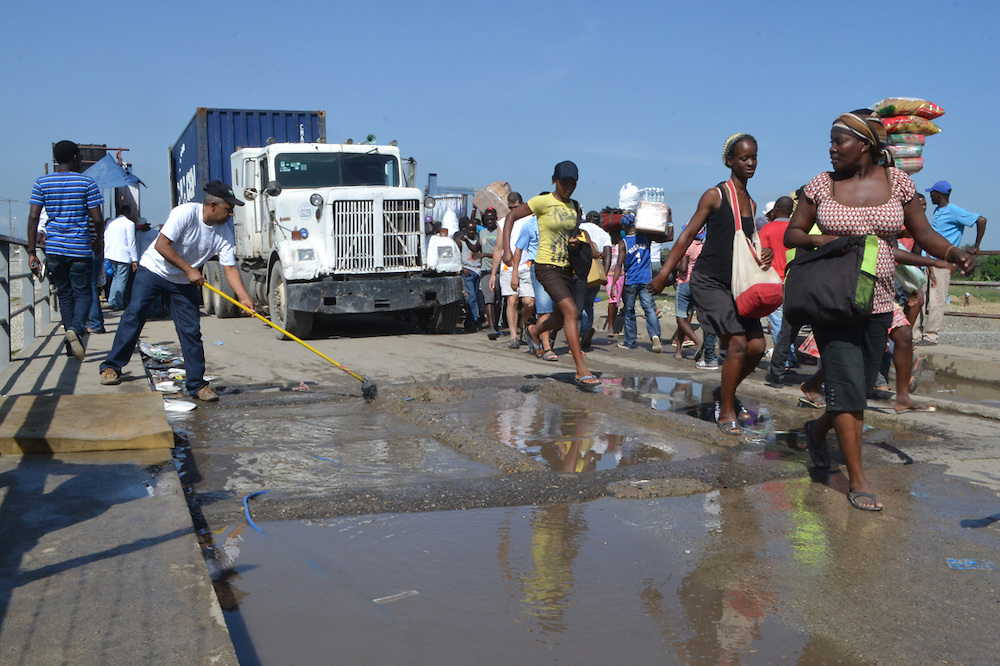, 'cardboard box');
635,201,670,235
472,181,511,218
